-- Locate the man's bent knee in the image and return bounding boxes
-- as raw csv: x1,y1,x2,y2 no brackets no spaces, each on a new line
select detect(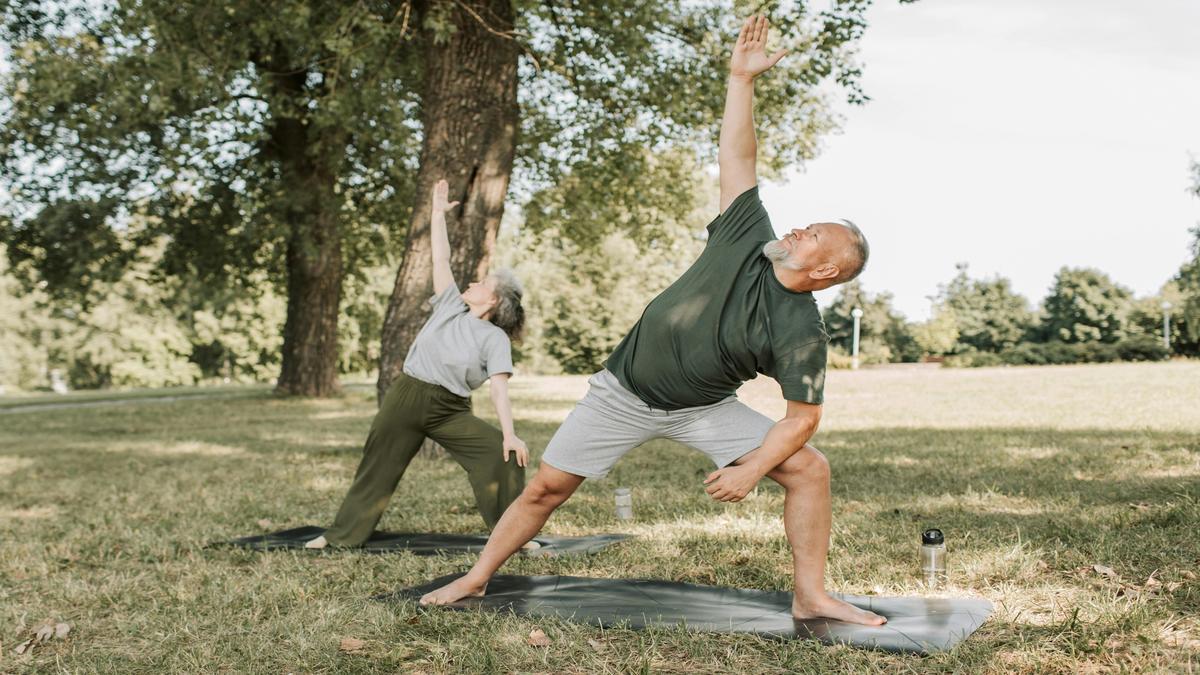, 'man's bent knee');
770,444,830,486
521,464,584,508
